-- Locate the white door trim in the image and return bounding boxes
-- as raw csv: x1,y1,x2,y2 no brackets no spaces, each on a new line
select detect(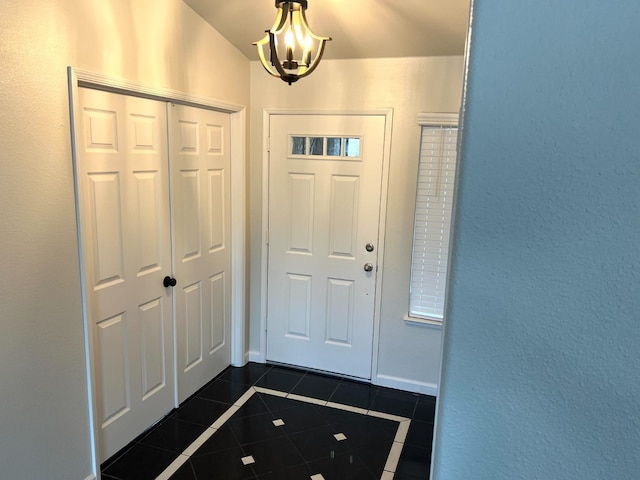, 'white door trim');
67,67,247,476
255,109,393,381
